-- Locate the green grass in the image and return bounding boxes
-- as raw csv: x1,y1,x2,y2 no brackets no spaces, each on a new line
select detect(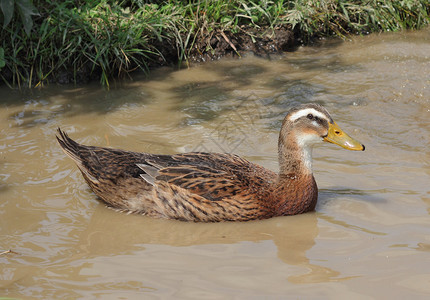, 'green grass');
0,0,429,88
